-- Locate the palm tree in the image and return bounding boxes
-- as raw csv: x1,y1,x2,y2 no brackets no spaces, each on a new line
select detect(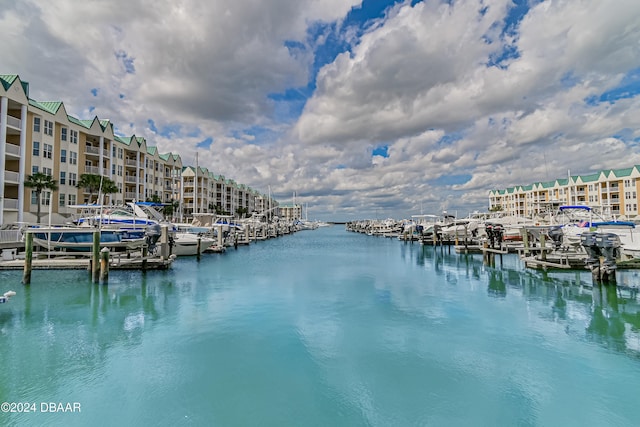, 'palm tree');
25,172,58,224
77,174,118,204
76,174,103,204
